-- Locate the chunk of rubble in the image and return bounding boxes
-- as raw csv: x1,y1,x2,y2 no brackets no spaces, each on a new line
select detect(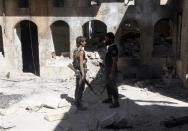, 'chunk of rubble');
0,122,16,130
100,112,119,128
58,99,72,108
44,109,69,122
100,113,132,129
